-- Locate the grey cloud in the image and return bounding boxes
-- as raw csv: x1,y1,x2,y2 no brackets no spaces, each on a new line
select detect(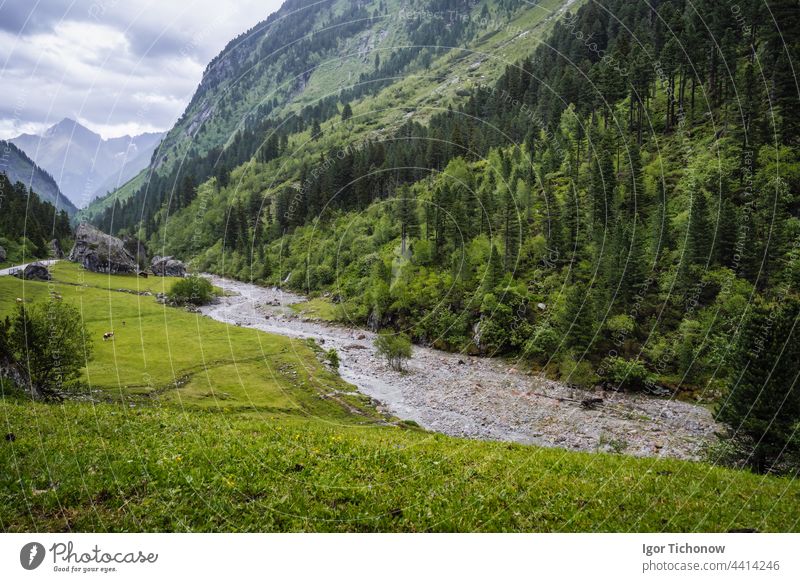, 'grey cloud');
0,0,282,138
